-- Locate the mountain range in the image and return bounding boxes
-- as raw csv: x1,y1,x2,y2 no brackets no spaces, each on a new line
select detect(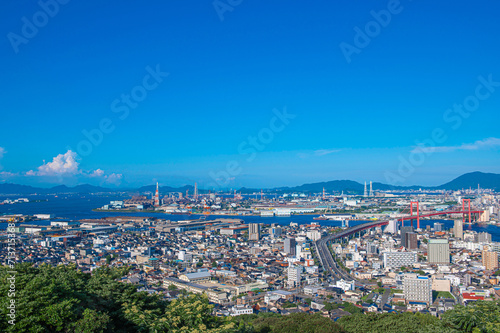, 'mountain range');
0,171,498,195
